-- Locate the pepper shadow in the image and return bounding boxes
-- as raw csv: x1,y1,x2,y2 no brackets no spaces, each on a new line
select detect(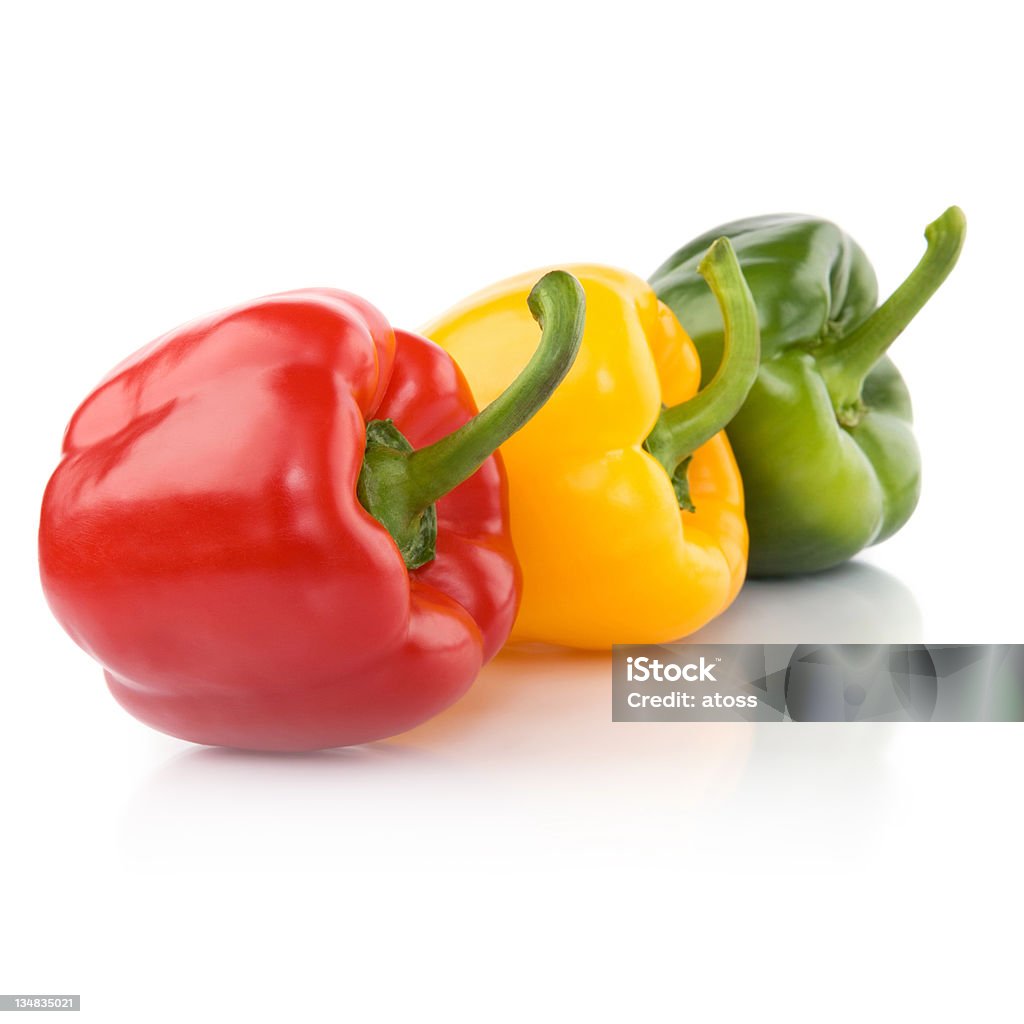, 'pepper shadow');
689,559,923,644
118,737,471,871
